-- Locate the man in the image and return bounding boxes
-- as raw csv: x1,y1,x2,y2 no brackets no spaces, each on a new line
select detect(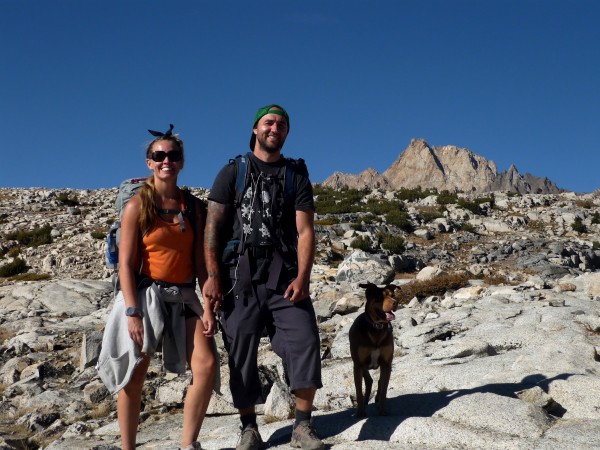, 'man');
203,105,323,450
